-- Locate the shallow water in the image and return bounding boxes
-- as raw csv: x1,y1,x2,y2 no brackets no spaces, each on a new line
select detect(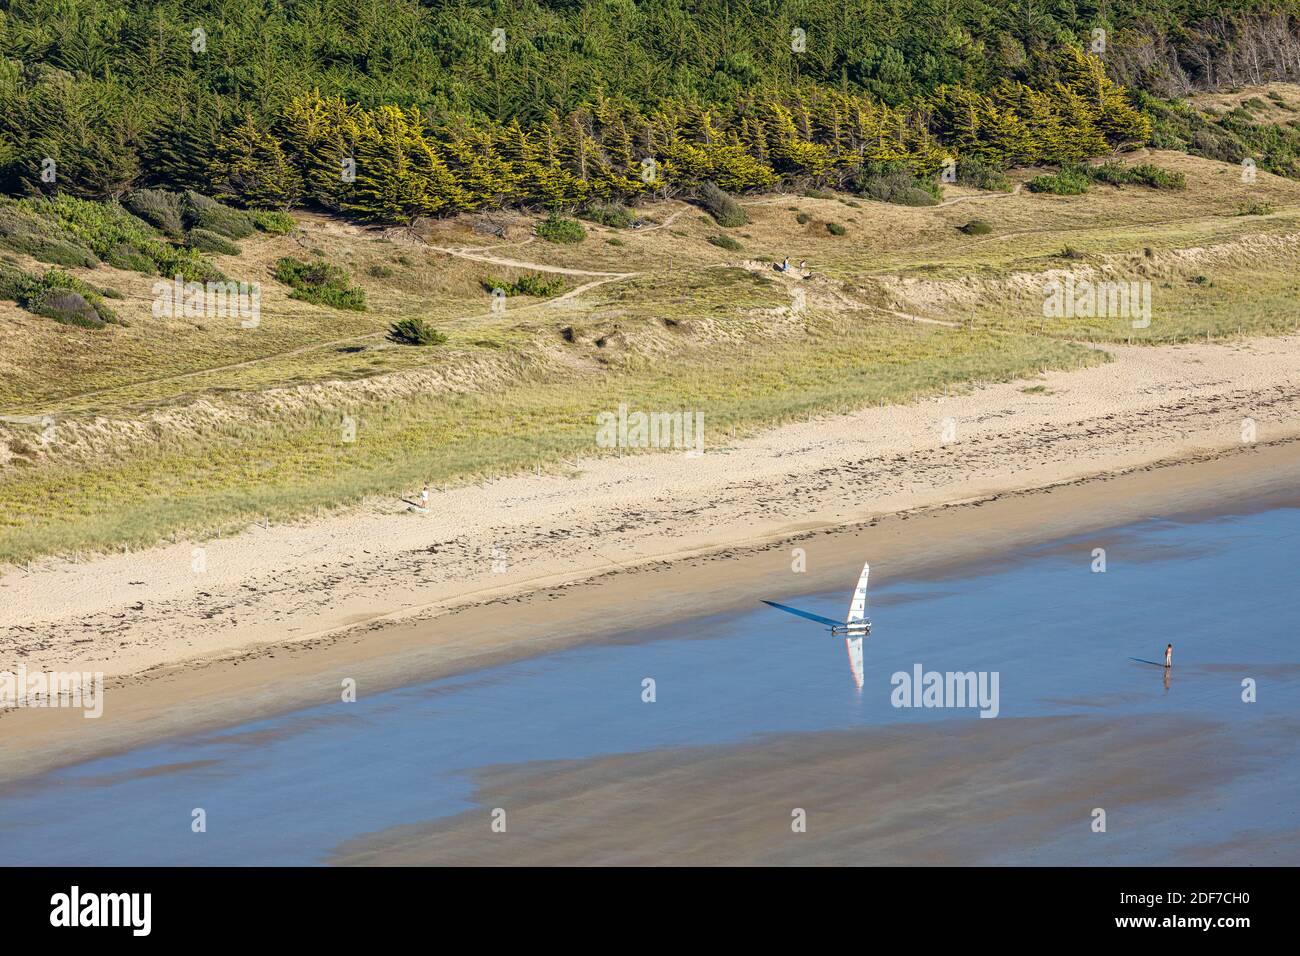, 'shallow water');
2,502,1298,865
